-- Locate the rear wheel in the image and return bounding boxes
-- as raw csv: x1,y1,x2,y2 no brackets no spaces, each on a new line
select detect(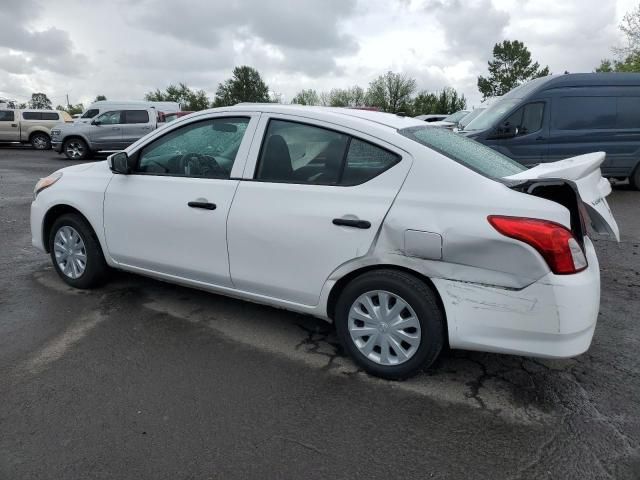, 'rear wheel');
335,270,445,380
48,213,109,289
63,138,89,160
630,164,640,190
30,132,51,150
